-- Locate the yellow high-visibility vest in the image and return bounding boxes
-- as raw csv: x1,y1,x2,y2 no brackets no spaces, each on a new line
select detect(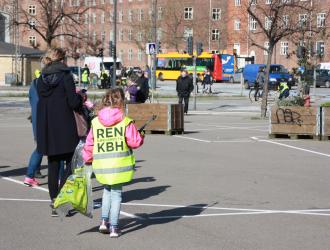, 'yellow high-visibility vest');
82,70,89,82
92,116,135,185
279,82,289,94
